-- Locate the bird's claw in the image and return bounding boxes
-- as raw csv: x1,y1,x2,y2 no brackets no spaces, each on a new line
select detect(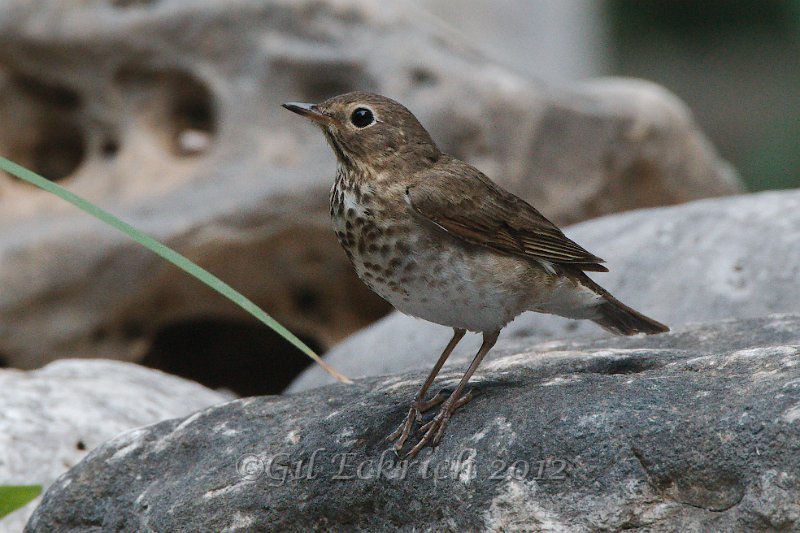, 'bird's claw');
387,406,417,452
387,388,455,451
388,389,474,458
407,408,452,458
